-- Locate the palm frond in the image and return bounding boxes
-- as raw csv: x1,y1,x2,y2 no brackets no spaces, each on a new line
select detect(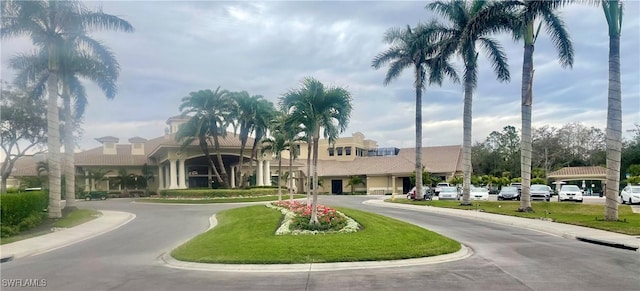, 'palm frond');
478,37,510,82
541,7,574,68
